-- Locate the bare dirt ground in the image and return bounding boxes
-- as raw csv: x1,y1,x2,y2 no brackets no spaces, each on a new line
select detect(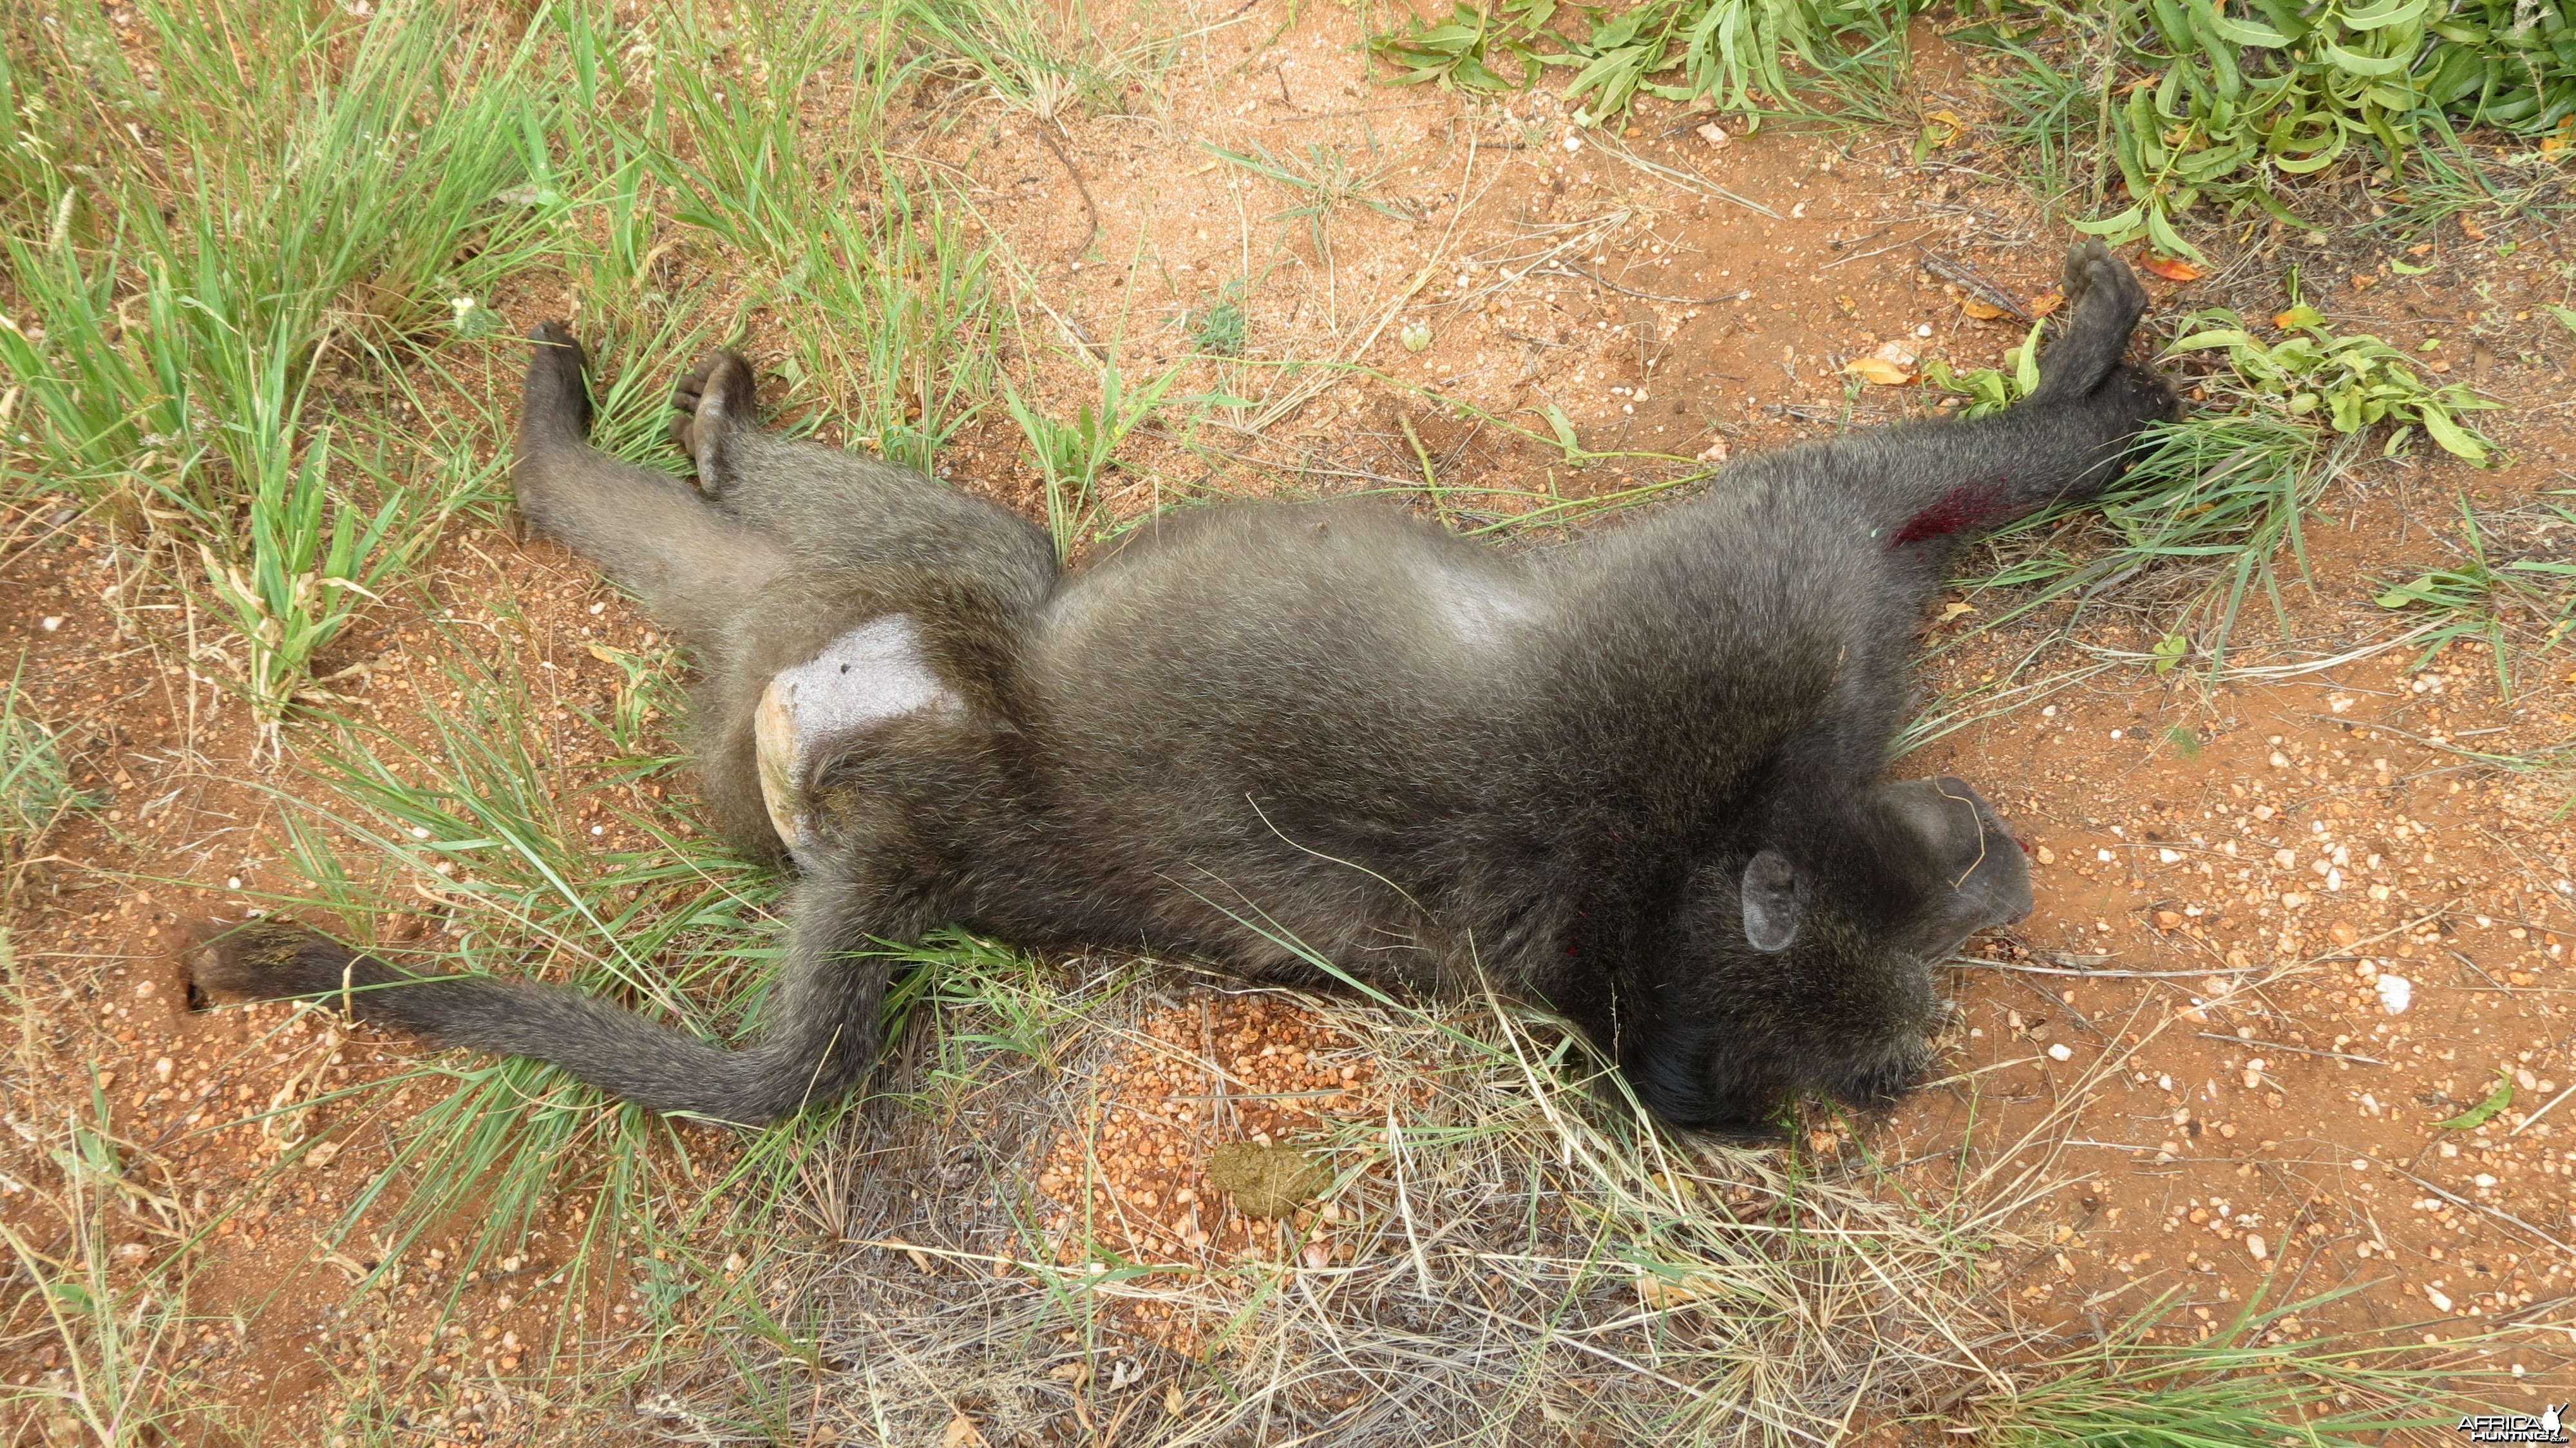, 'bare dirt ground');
4,5,2575,1443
